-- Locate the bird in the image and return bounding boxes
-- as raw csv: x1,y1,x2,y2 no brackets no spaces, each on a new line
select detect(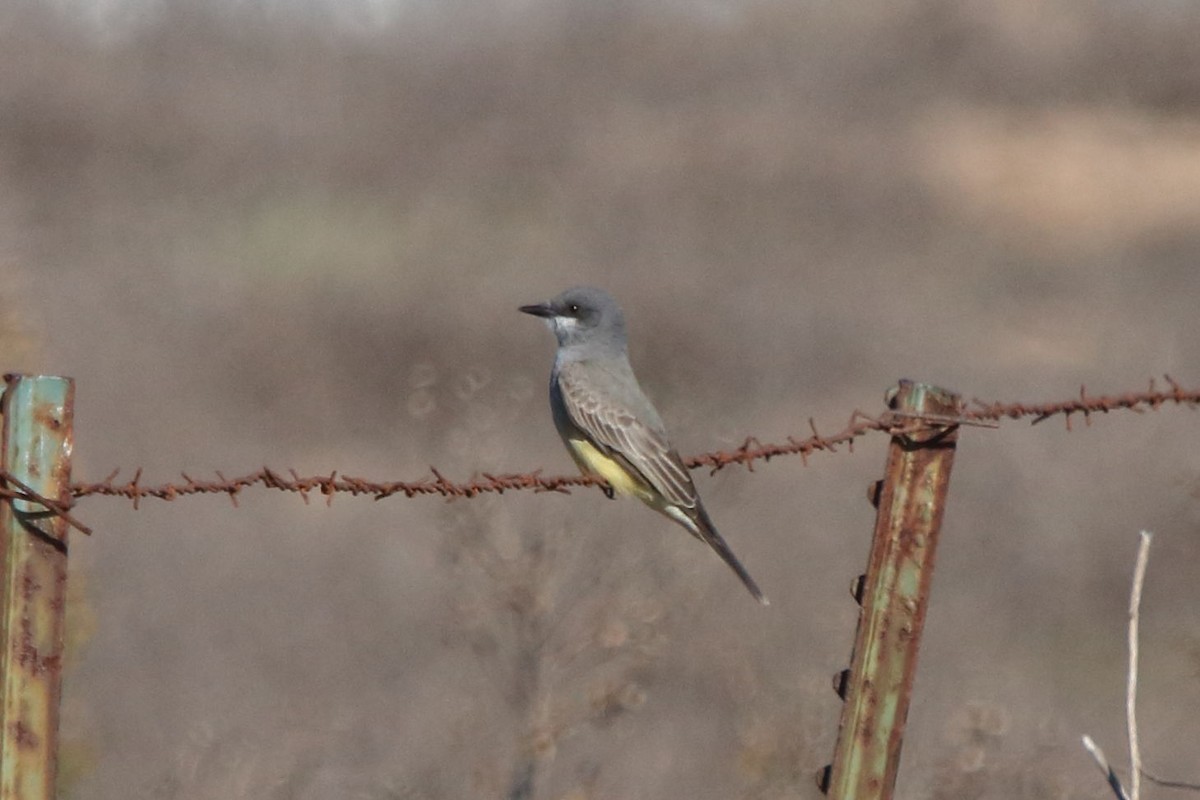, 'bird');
519,285,768,605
